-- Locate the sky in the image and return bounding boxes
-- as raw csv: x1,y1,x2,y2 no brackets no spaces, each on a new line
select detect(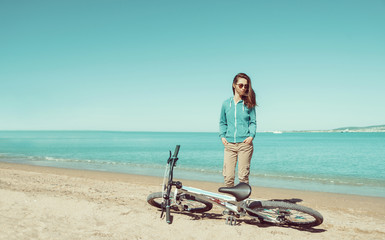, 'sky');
1,0,384,132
